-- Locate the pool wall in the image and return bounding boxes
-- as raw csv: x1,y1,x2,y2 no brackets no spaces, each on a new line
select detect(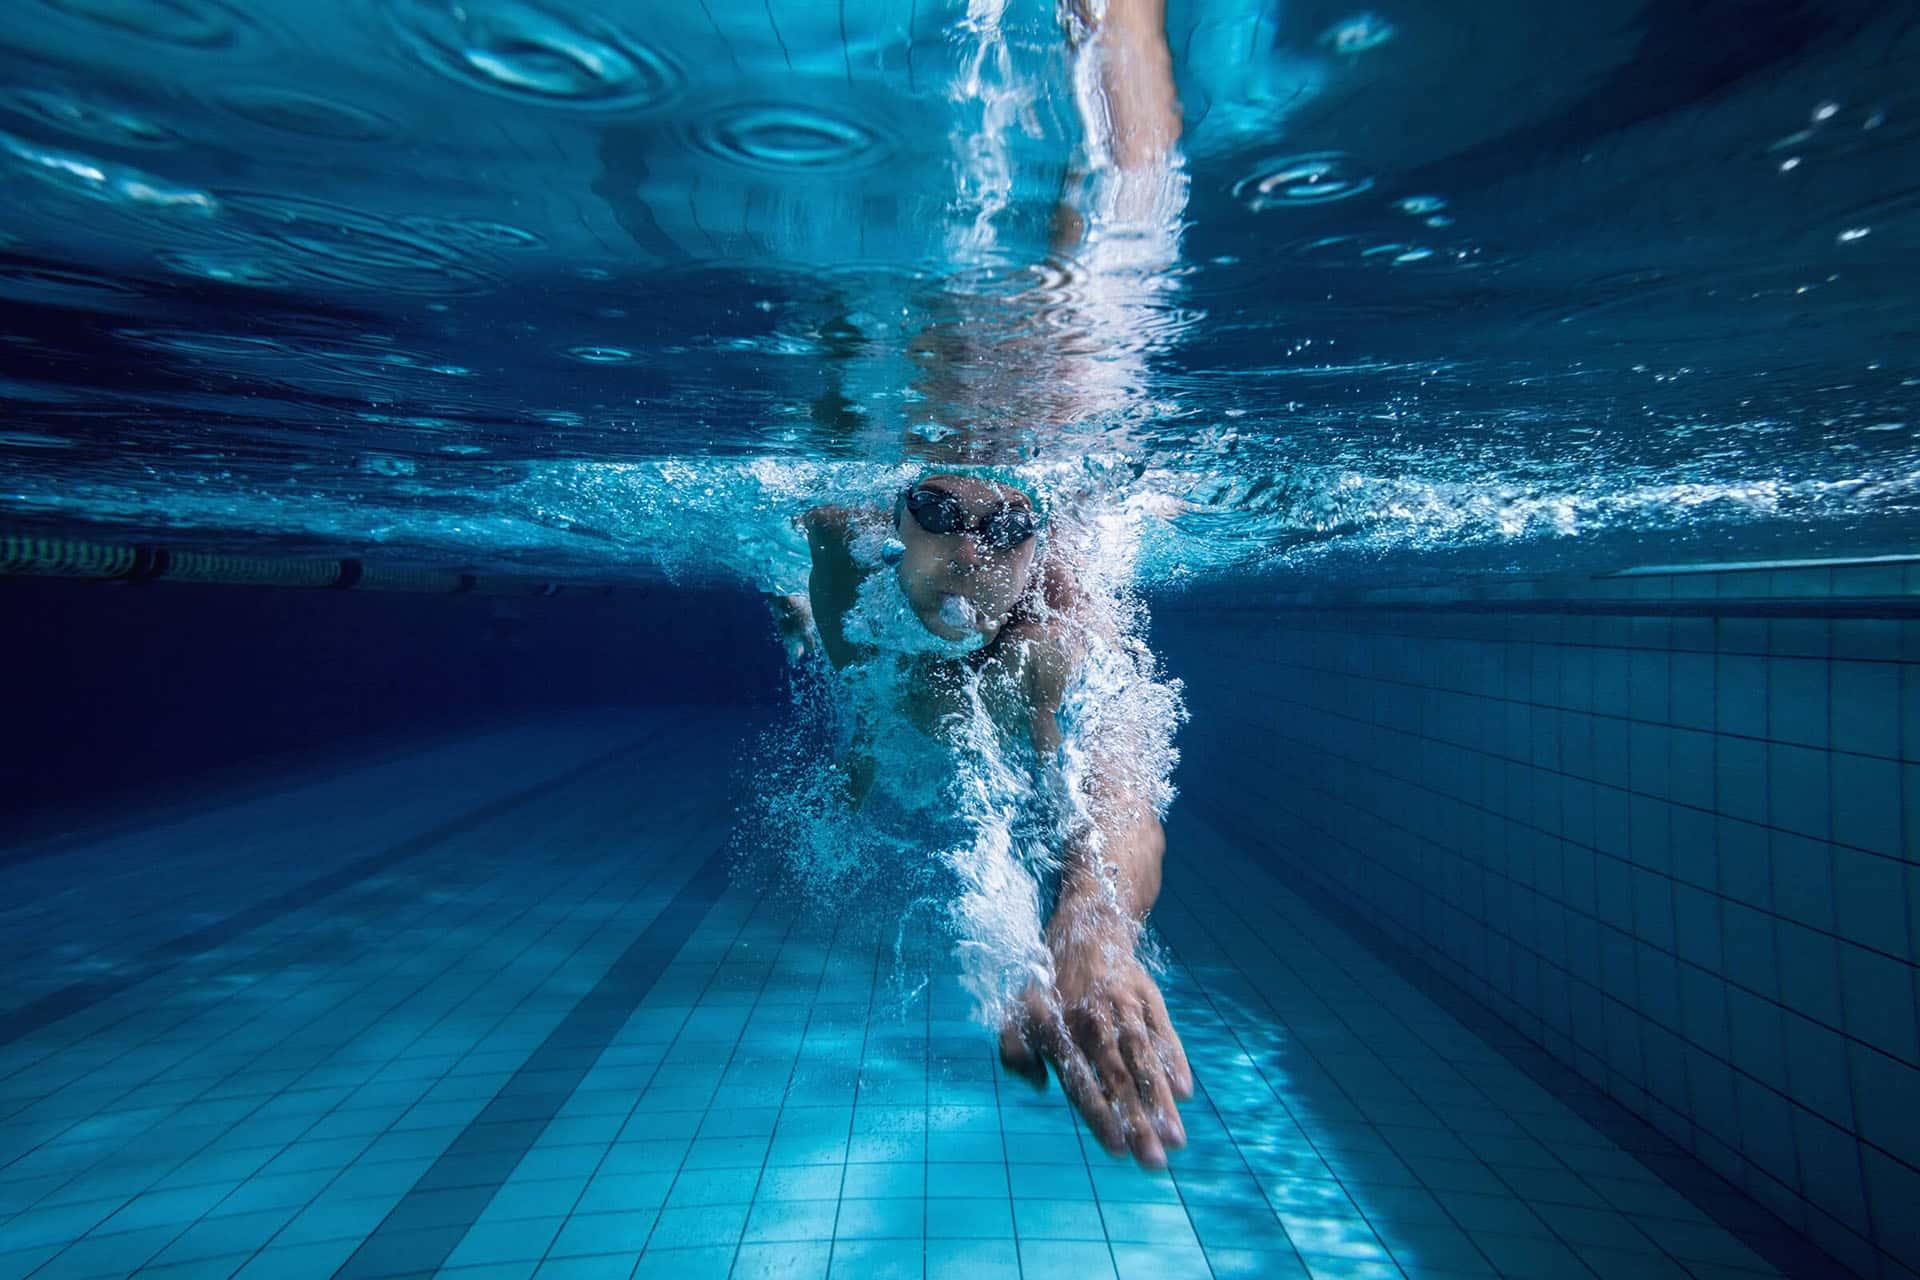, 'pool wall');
1154,560,1919,1280
0,576,783,840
